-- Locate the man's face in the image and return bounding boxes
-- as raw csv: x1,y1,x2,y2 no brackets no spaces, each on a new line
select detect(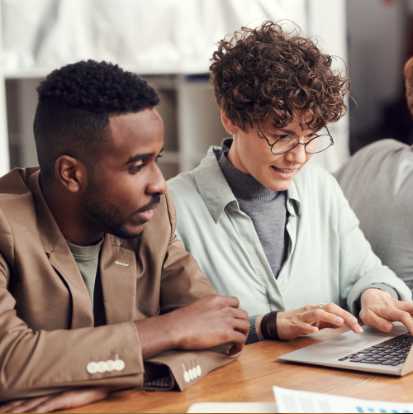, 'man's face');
83,109,166,238
231,115,315,191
